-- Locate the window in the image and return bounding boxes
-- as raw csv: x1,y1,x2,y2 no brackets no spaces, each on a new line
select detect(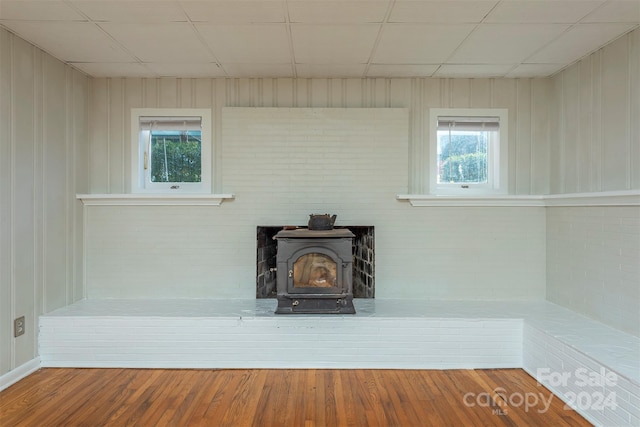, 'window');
131,108,211,193
429,108,508,195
